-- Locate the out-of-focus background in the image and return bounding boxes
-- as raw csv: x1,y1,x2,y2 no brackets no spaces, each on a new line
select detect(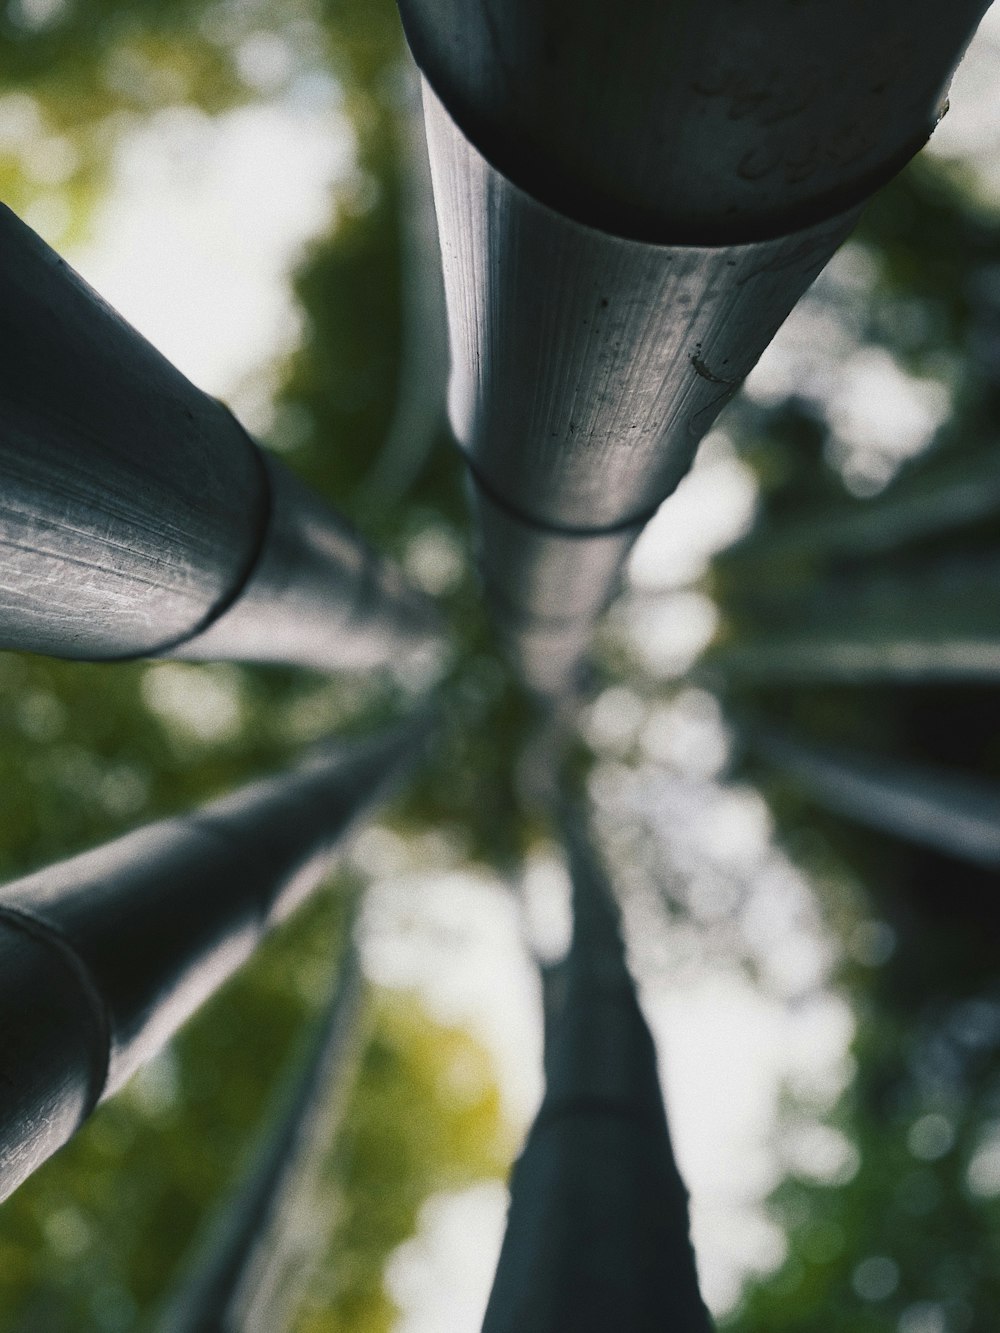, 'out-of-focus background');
1,1,999,1329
